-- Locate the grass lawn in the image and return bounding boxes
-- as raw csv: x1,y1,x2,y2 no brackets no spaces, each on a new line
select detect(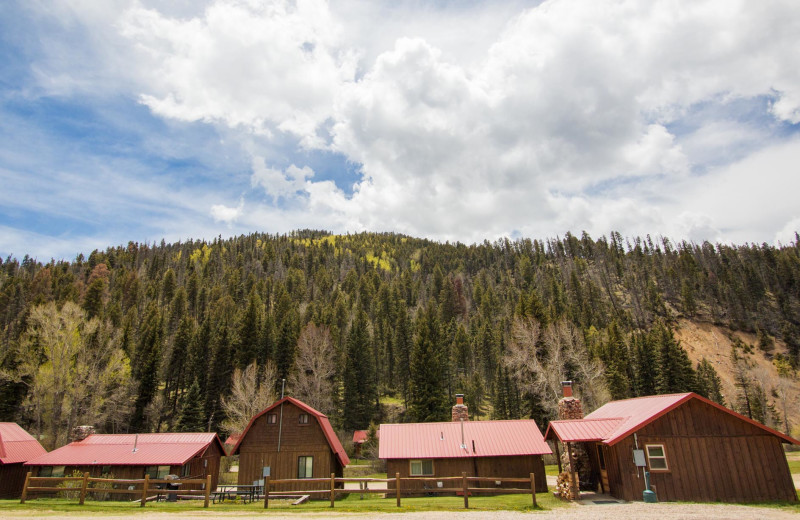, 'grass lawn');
545,464,560,476
0,492,565,515
787,458,800,474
